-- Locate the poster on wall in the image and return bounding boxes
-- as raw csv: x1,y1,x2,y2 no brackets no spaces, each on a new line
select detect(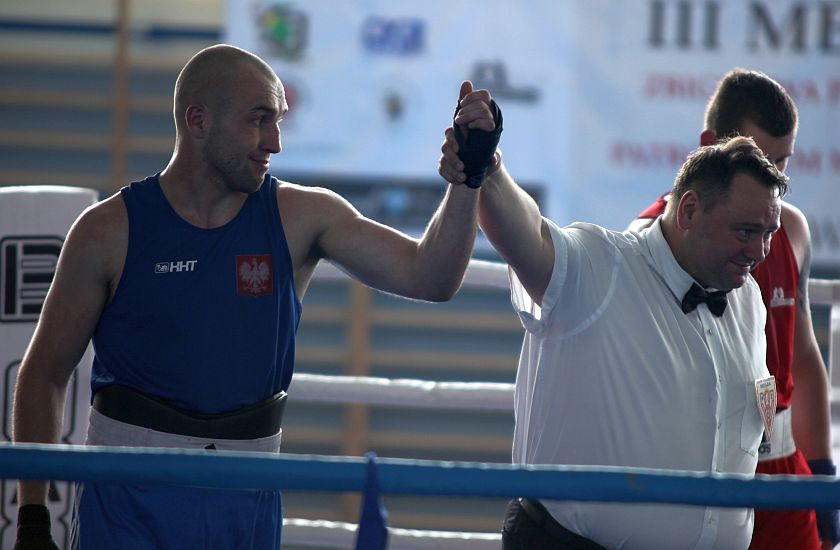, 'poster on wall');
224,0,840,268
561,1,840,269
